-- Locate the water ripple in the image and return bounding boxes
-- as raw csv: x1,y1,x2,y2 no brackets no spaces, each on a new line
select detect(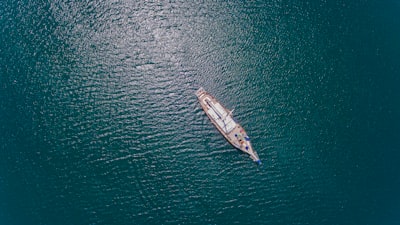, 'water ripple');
2,0,391,224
